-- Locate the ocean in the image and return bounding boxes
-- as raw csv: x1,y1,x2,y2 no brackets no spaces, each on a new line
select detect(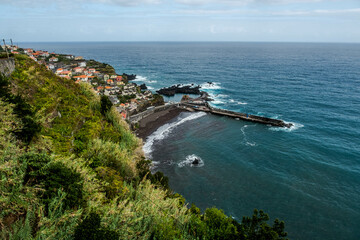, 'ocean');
22,42,360,239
